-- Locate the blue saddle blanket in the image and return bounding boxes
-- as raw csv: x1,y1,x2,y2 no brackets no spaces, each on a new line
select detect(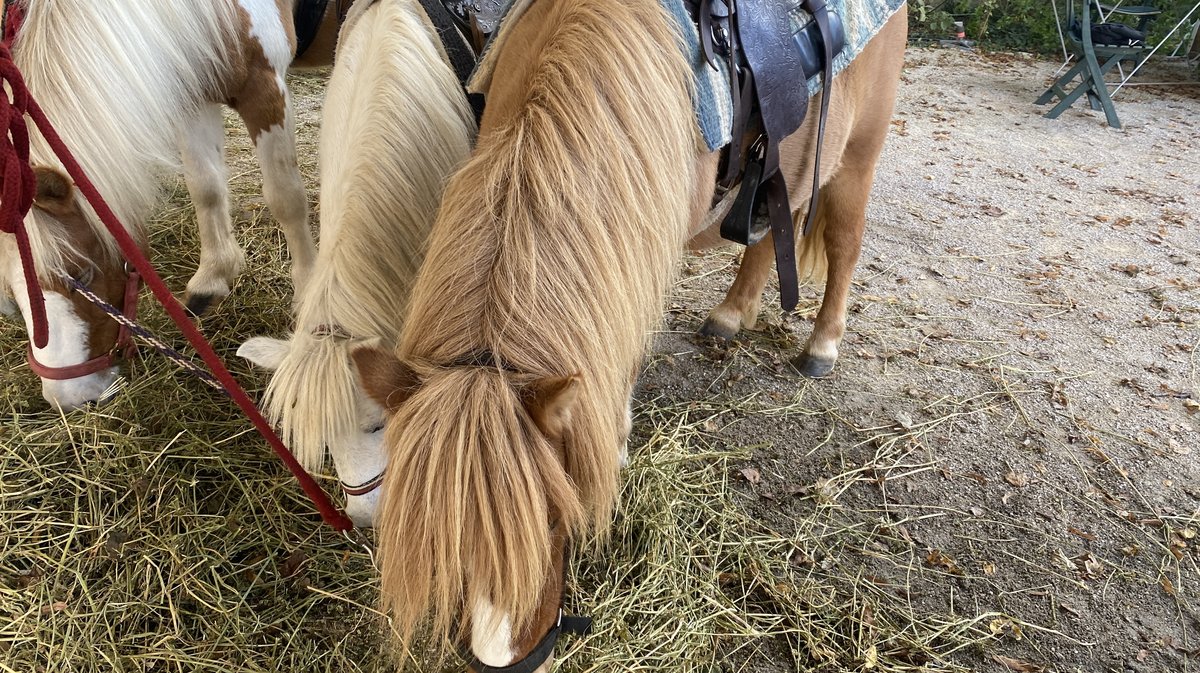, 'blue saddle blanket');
469,0,905,151
669,0,906,150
